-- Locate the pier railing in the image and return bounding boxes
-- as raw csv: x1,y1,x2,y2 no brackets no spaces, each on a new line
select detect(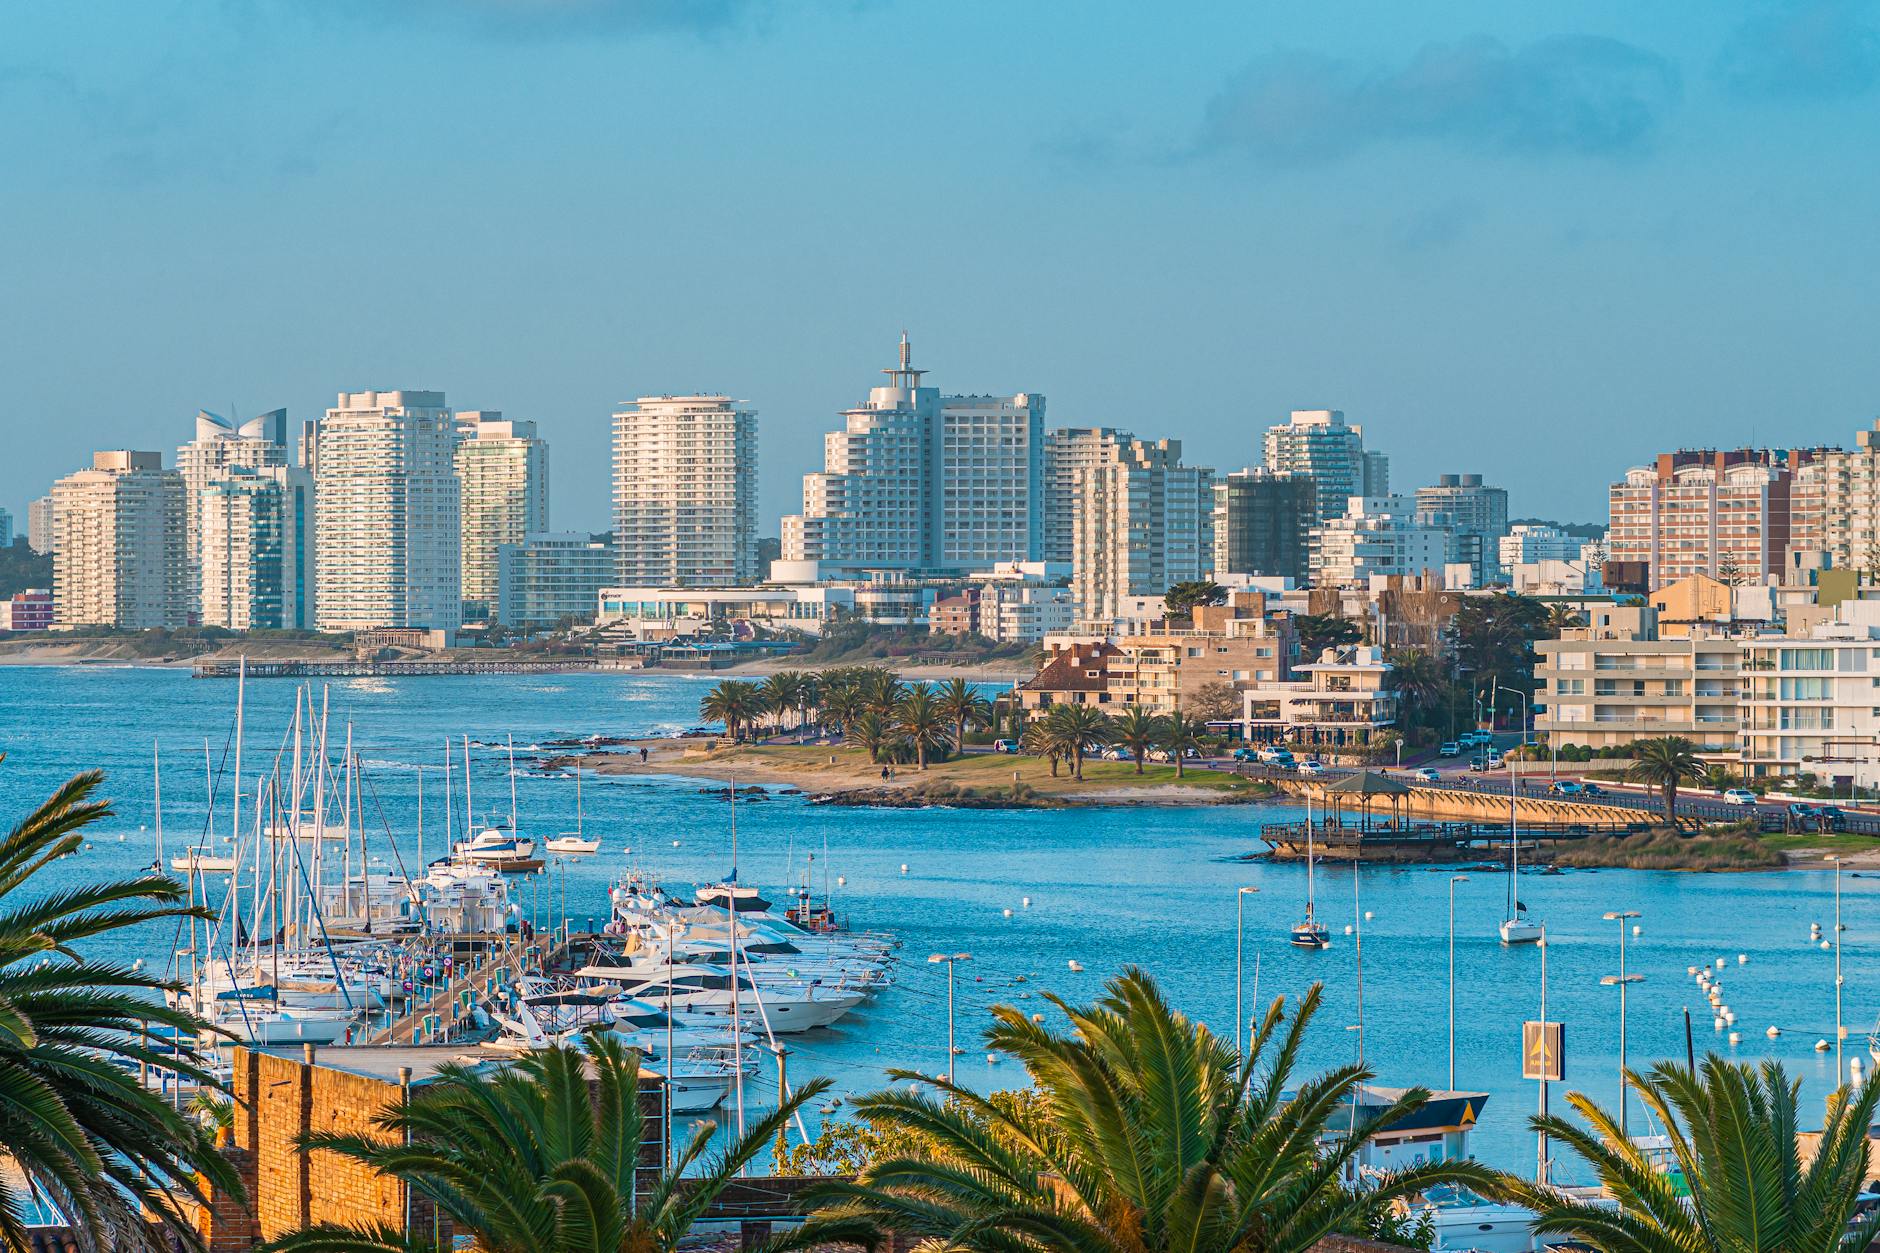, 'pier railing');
365,932,578,1046
192,658,597,678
